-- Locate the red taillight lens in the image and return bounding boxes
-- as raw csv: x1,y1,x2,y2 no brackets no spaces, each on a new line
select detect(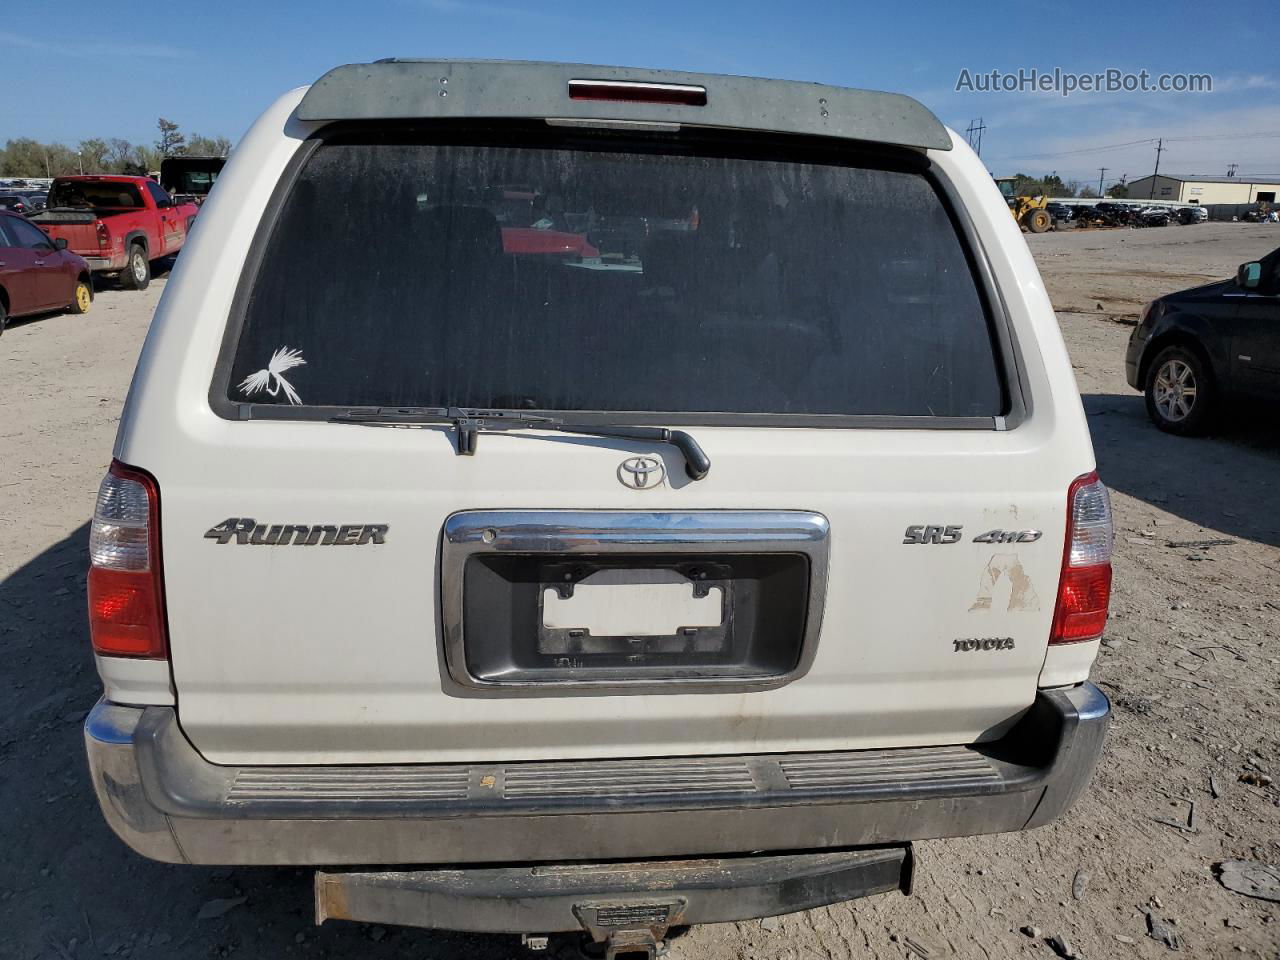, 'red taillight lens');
96,221,109,247
87,461,168,659
1050,472,1113,645
567,79,708,106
